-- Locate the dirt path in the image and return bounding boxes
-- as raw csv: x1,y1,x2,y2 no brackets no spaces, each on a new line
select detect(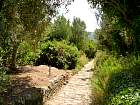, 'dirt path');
45,60,94,105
